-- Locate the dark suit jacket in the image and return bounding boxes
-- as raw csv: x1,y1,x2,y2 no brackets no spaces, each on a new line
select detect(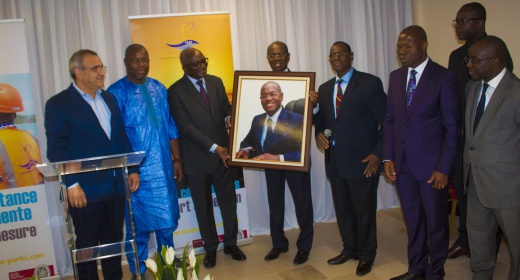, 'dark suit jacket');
167,74,231,175
383,59,460,180
464,70,520,208
240,107,303,162
315,69,387,179
45,84,135,202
